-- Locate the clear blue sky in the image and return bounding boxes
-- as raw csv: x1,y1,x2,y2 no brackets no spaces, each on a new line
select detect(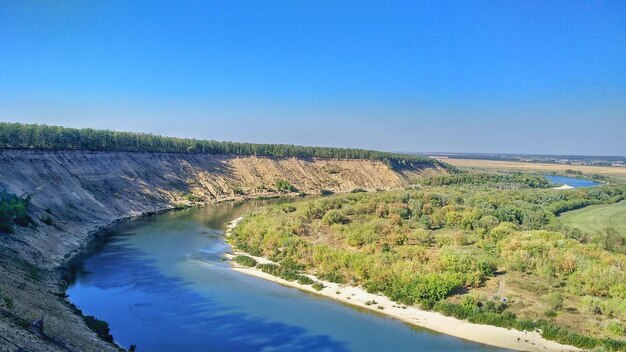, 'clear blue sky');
1,1,625,155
